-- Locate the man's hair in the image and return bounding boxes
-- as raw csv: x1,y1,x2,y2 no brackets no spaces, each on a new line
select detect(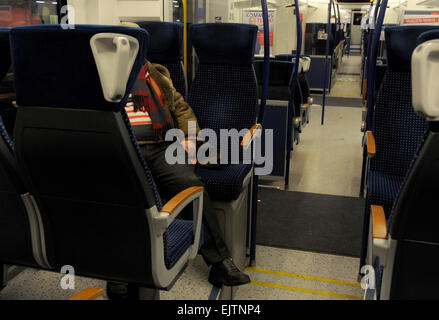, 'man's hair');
119,22,141,29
